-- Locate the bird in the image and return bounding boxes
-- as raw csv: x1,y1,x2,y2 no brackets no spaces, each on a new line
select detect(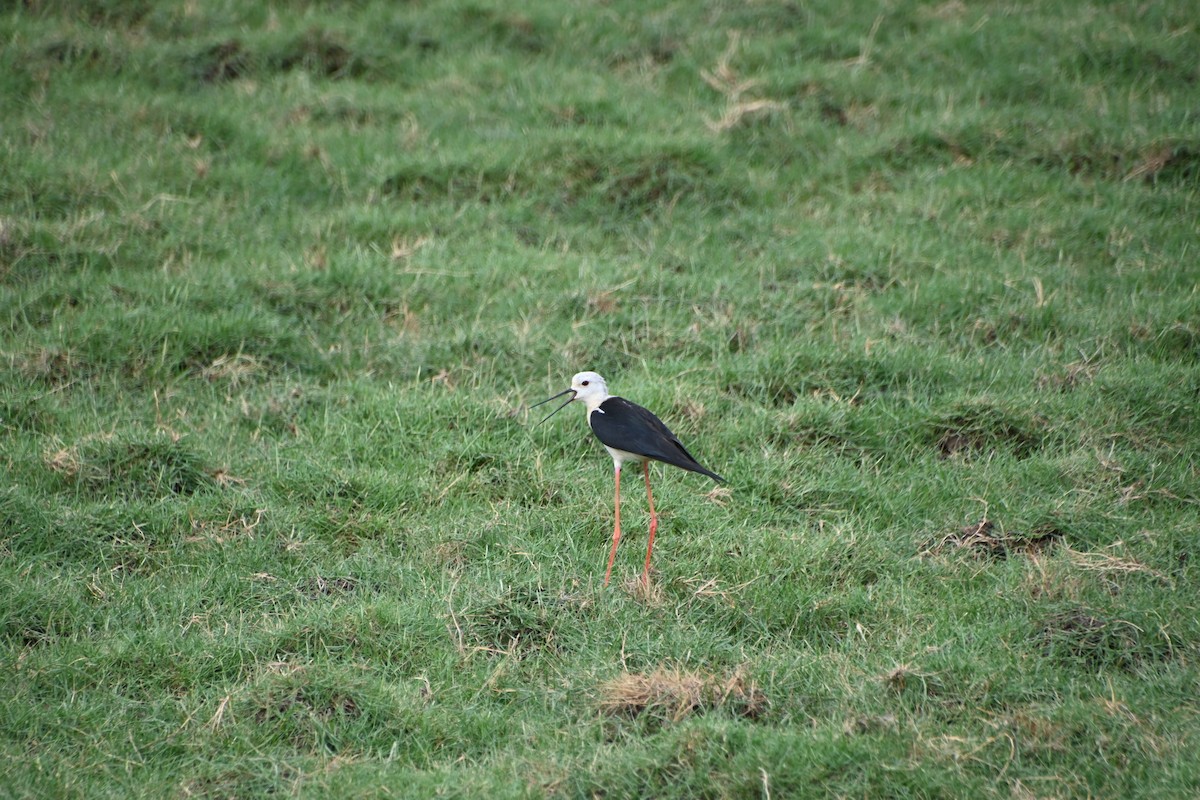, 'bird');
532,371,724,586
